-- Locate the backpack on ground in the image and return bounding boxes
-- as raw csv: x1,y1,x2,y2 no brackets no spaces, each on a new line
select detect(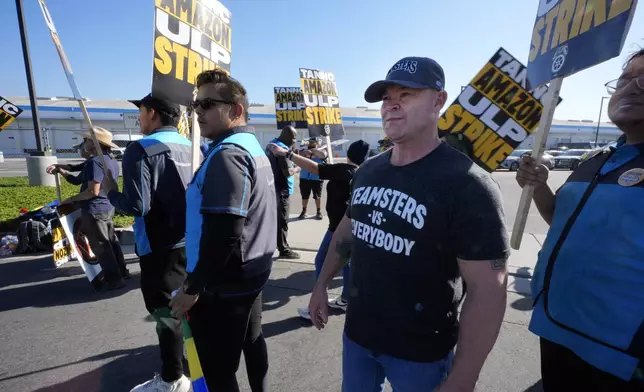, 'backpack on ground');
17,220,52,254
